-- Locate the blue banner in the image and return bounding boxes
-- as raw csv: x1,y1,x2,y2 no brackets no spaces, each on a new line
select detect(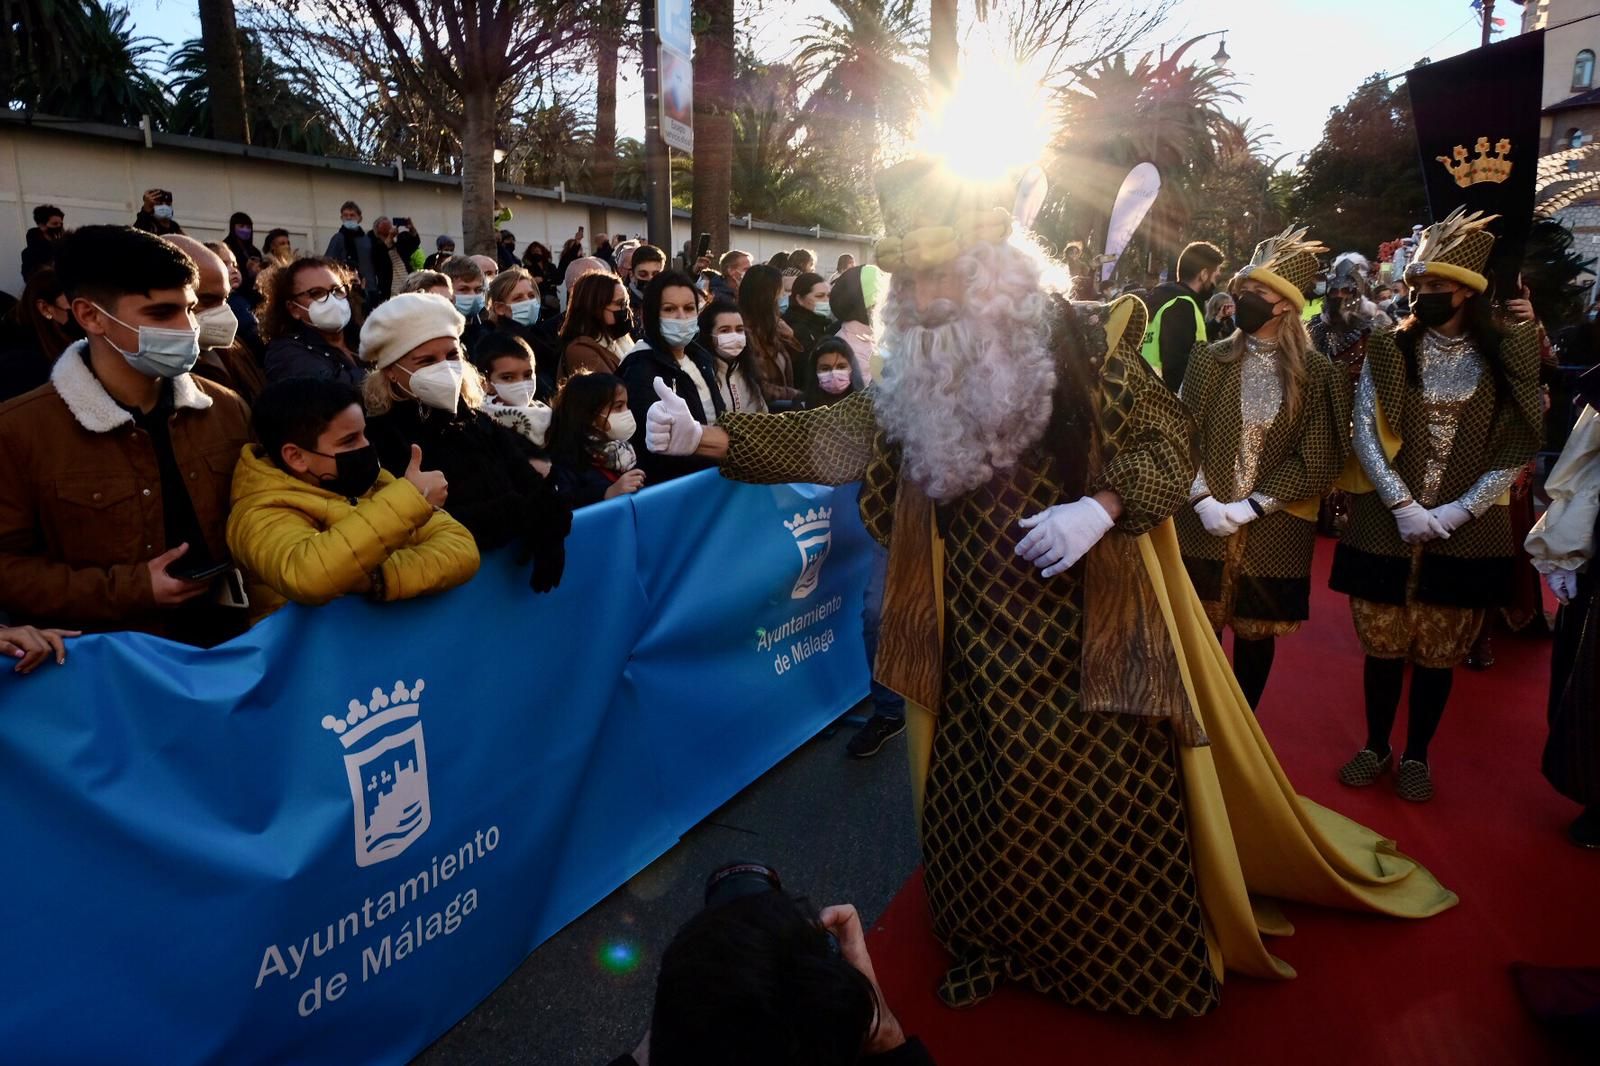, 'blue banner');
0,472,872,1065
